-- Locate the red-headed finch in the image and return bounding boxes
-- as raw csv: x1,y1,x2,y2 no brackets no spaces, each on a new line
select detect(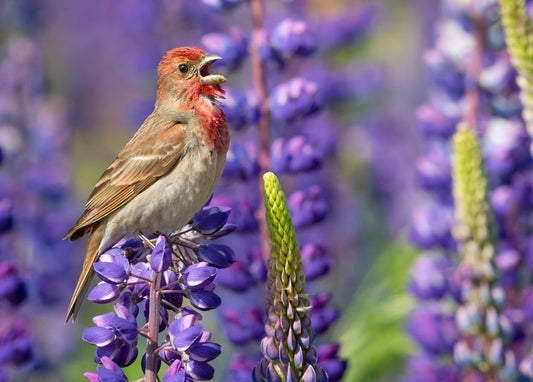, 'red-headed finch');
64,47,229,322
